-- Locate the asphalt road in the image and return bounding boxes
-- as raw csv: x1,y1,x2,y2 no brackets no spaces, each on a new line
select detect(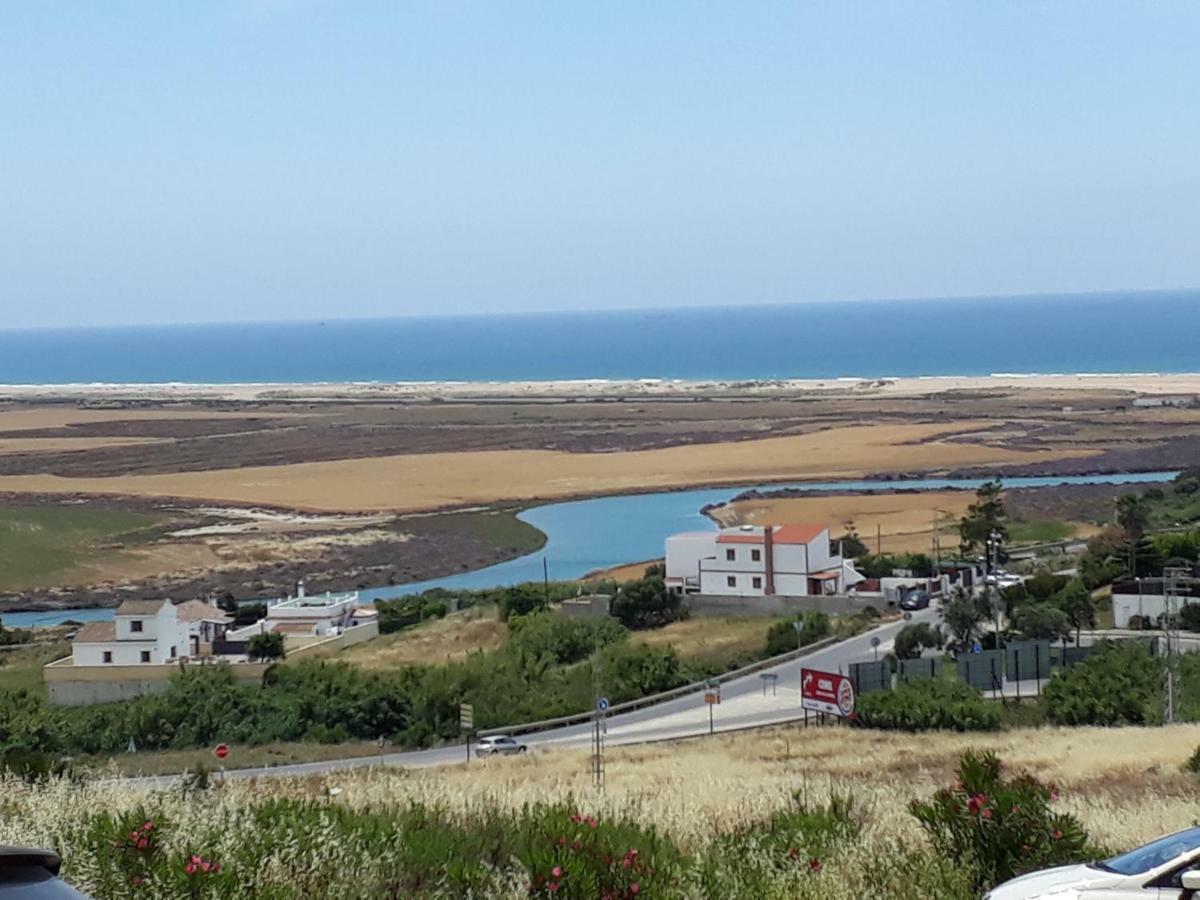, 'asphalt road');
131,608,939,788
